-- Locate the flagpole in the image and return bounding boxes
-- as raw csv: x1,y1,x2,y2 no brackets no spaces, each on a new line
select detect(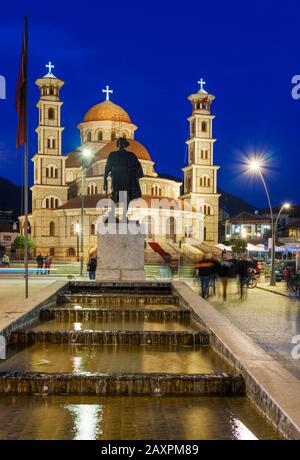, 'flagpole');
24,14,29,299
